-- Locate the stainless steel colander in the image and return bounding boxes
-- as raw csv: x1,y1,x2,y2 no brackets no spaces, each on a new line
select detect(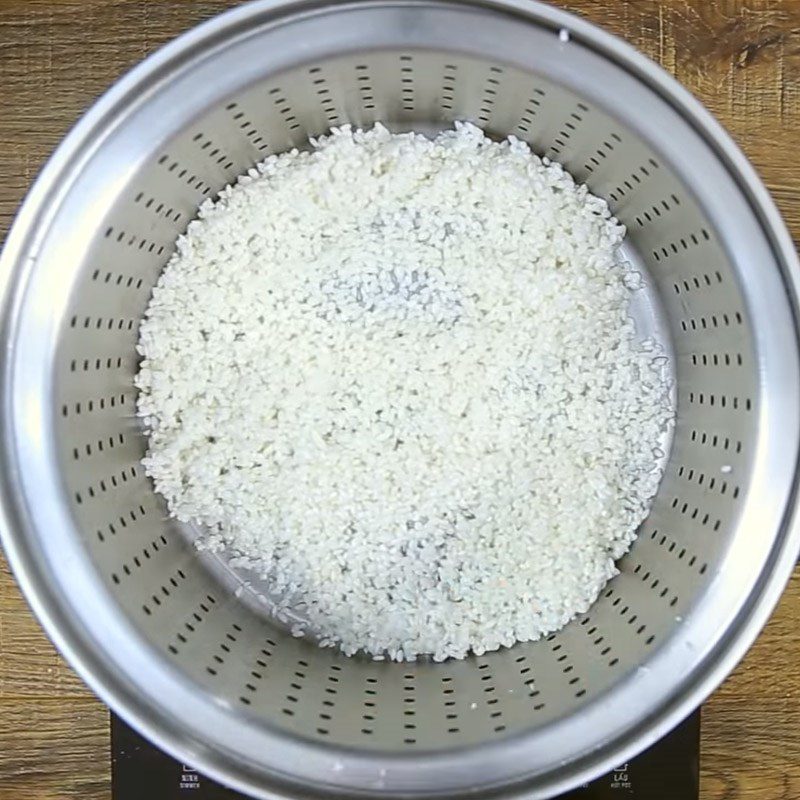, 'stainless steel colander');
2,1,800,798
